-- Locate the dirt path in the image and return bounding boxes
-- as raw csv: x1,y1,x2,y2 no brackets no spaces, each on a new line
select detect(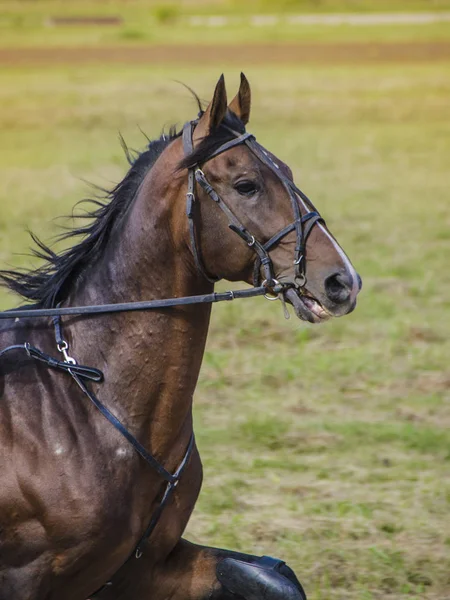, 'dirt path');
1,42,449,66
